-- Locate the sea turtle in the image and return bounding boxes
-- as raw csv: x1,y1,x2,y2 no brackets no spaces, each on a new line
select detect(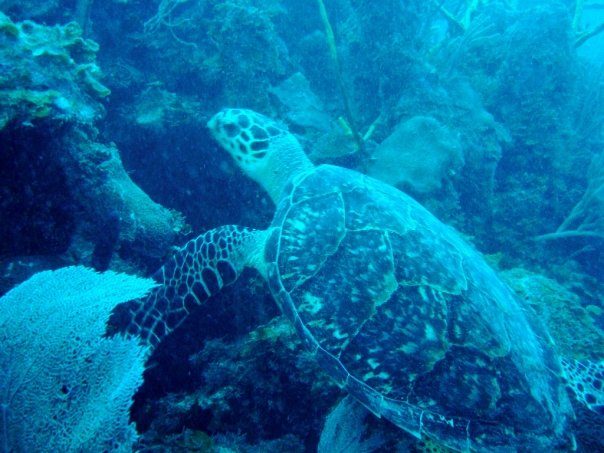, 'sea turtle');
119,108,604,452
